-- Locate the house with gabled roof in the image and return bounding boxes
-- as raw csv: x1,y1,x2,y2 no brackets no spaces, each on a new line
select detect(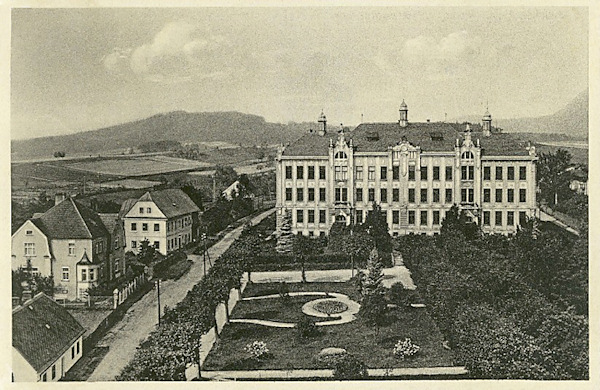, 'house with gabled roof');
12,196,110,300
123,189,201,255
12,293,85,382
